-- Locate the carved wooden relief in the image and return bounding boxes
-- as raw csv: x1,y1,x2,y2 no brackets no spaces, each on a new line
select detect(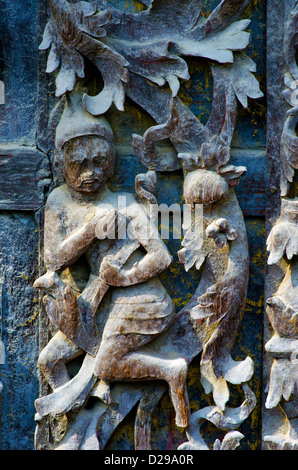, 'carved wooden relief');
263,0,298,450
33,0,265,450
